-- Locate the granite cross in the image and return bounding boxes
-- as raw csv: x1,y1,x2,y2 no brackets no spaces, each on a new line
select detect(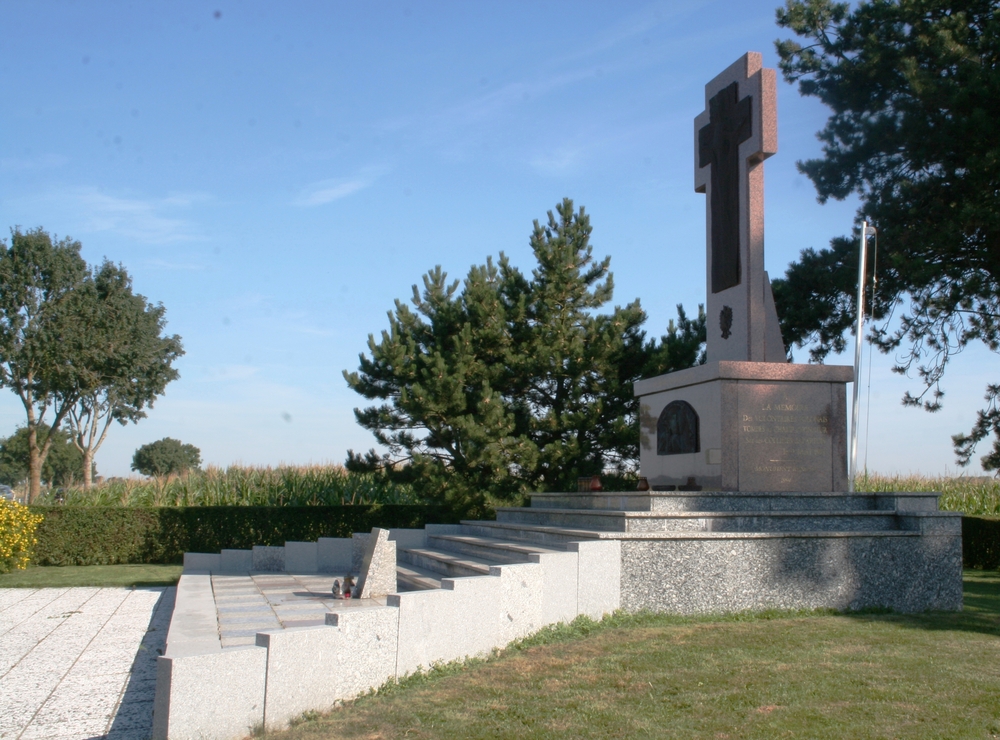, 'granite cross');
693,52,782,363
699,82,752,294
